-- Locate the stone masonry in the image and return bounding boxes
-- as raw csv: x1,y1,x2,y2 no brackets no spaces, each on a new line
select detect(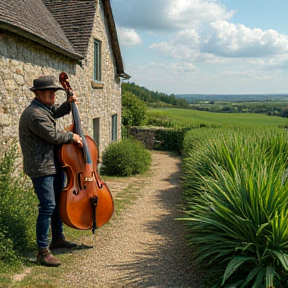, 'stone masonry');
0,1,122,160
